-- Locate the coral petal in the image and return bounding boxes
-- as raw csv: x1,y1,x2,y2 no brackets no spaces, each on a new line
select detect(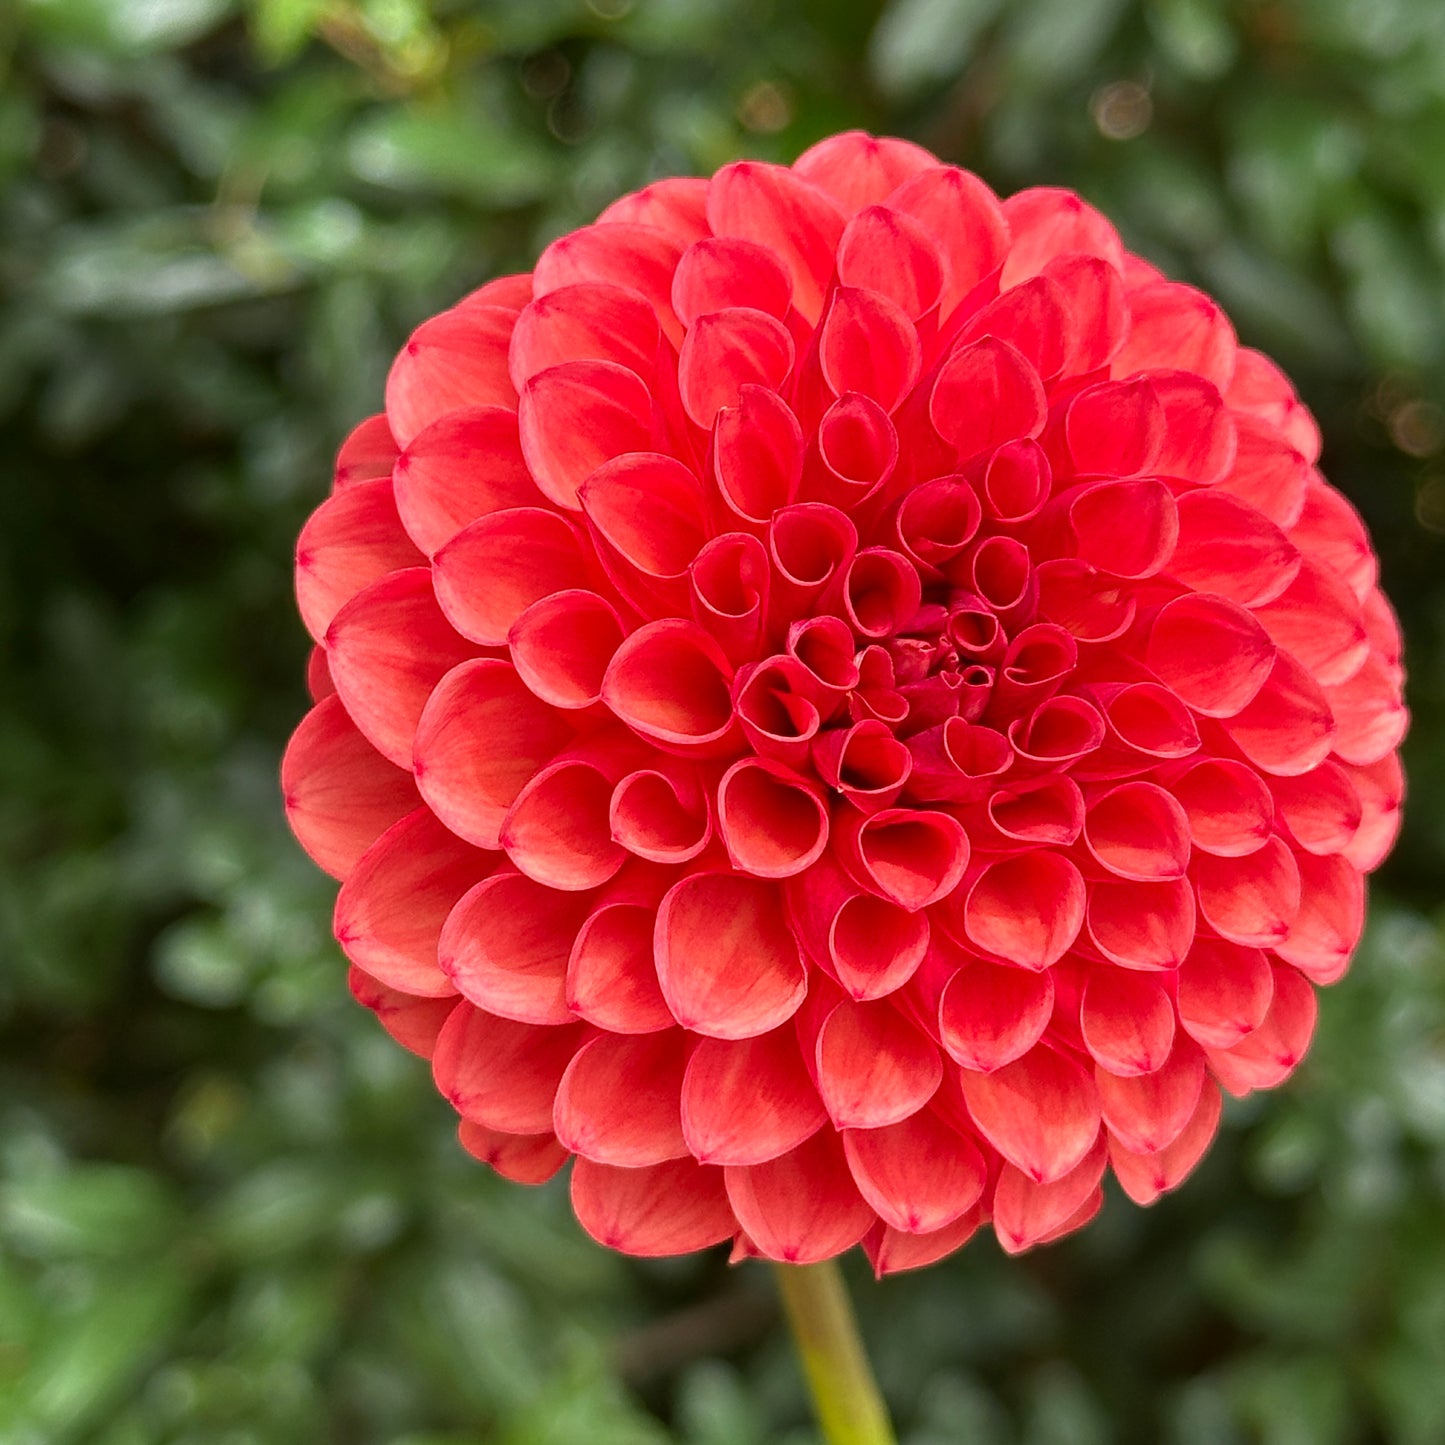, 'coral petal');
458,1121,568,1185
554,1030,690,1165
1108,1082,1222,1205
938,959,1055,1072
572,1157,734,1256
815,998,943,1128
1080,968,1175,1076
962,853,1085,969
1096,1038,1206,1153
843,1110,986,1233
1193,836,1302,947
